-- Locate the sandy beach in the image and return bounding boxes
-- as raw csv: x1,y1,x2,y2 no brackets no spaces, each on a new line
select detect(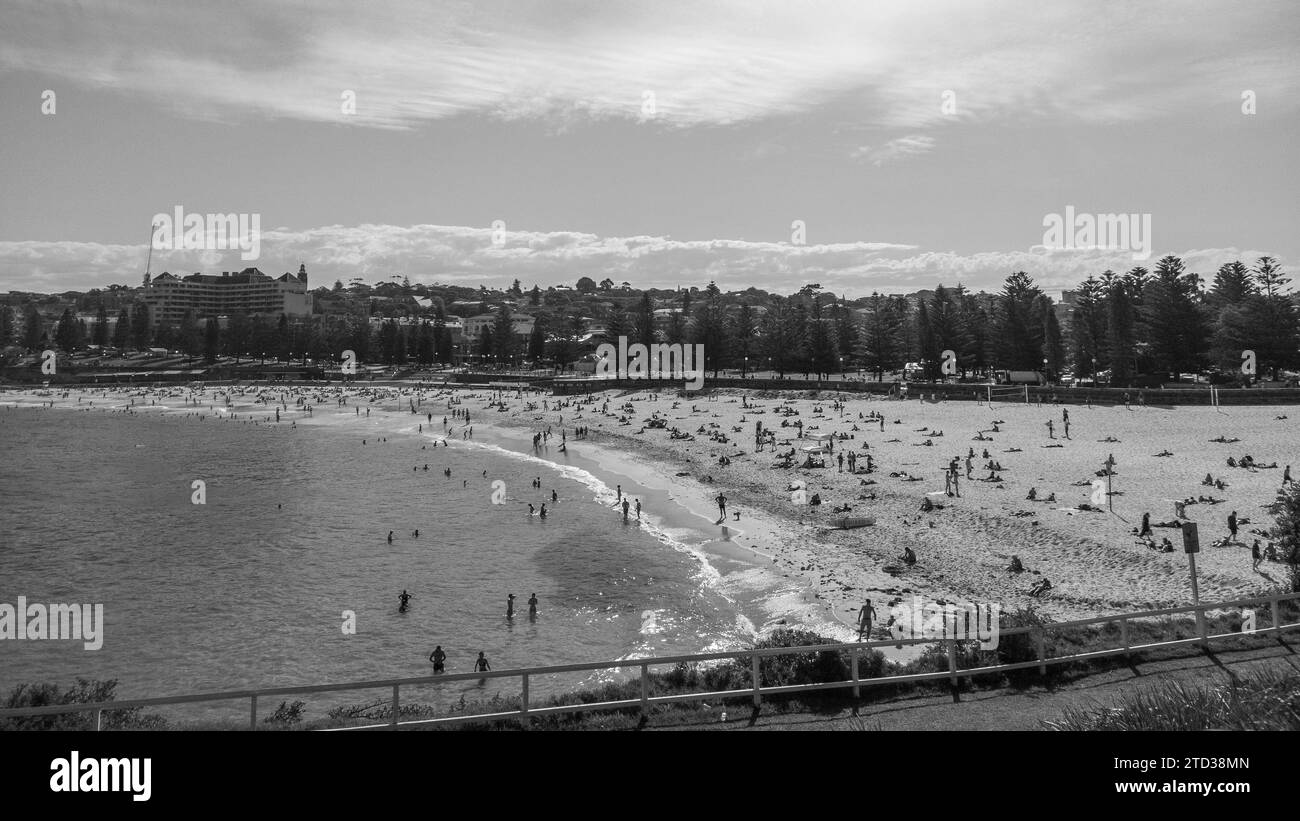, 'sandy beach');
444,384,1298,631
